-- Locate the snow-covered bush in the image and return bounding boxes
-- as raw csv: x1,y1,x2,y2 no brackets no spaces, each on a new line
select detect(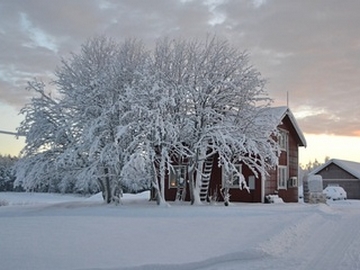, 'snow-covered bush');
0,199,9,207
